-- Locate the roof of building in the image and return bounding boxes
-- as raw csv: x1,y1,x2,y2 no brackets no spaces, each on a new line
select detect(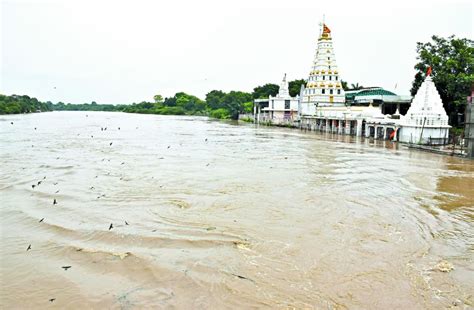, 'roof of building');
346,88,397,99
